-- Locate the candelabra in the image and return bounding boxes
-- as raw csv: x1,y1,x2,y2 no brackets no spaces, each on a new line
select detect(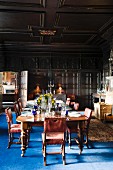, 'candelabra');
48,80,54,94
